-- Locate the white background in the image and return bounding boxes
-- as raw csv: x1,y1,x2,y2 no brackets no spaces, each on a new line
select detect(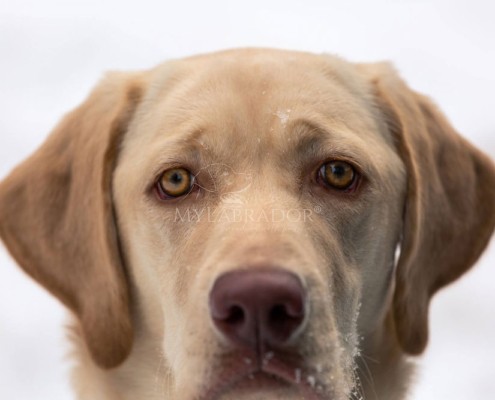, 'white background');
0,1,494,399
